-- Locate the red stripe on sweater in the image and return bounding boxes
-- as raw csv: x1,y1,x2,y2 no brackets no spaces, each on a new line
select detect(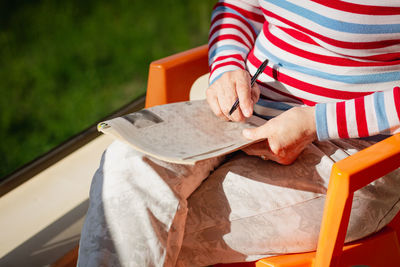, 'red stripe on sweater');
261,7,400,50
276,26,319,46
356,52,400,62
209,23,255,45
354,97,369,137
209,34,252,50
336,101,349,138
259,83,316,105
394,86,400,120
247,52,371,99
215,2,265,23
210,54,244,72
210,60,245,77
211,13,257,39
263,24,400,67
212,54,244,64
310,0,400,15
